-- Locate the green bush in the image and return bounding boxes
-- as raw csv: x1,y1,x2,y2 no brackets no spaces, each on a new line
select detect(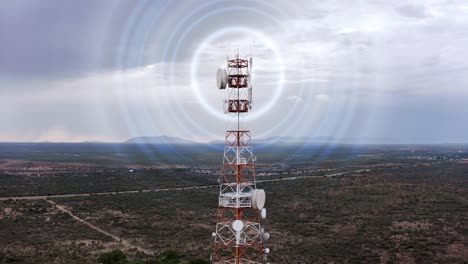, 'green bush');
188,258,210,264
156,249,180,264
97,249,127,264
